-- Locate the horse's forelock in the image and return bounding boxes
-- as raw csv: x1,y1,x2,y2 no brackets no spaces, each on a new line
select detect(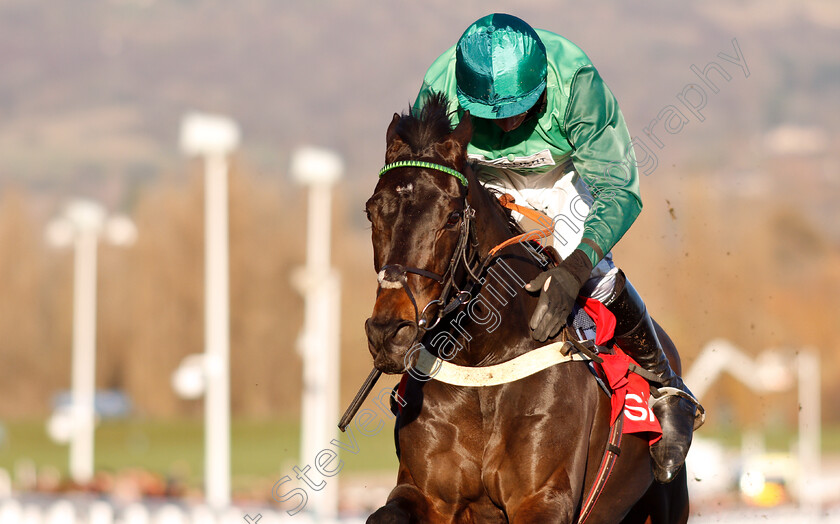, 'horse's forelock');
393,93,455,155
387,95,523,238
